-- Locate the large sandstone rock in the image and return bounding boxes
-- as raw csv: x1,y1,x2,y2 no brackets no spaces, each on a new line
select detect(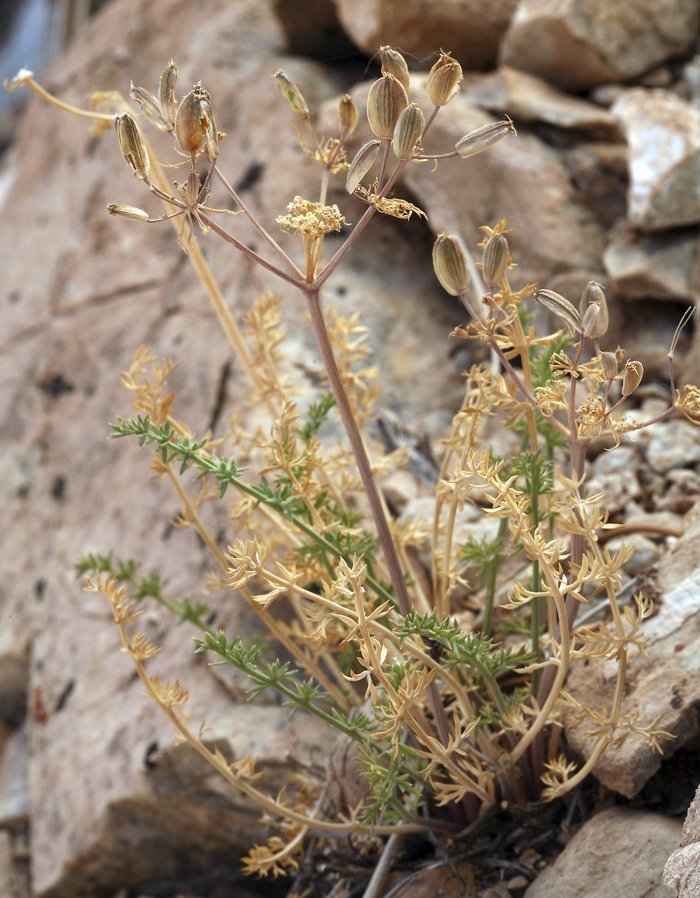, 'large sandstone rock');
331,0,519,71
501,0,700,92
